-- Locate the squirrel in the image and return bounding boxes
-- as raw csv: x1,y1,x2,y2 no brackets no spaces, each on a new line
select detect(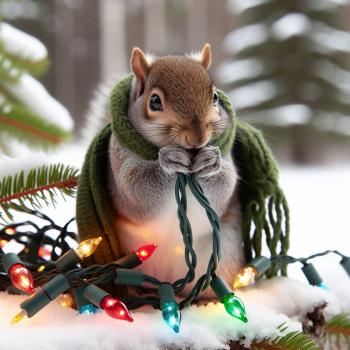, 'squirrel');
103,44,244,300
